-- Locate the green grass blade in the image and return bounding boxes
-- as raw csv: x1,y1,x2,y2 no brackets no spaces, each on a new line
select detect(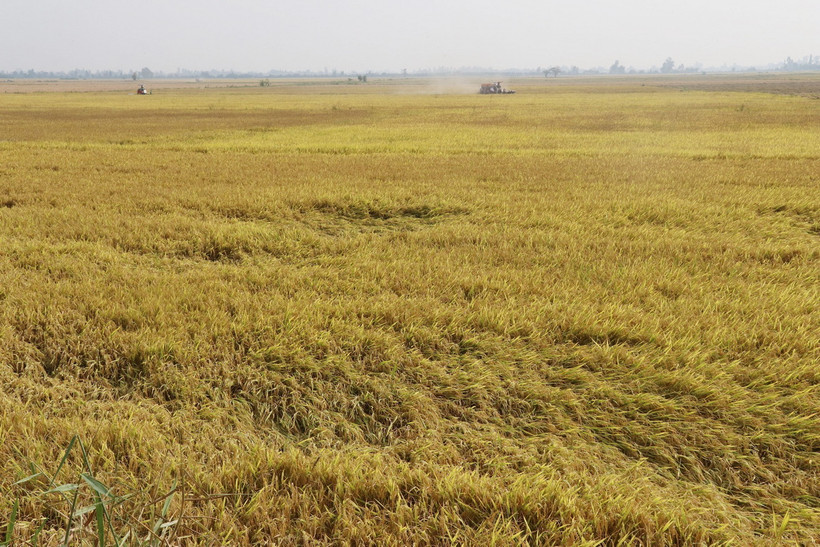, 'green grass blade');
77,437,121,543
77,437,94,475
14,472,44,486
2,498,18,546
81,473,112,499
72,504,98,518
161,480,177,518
96,502,106,547
43,483,80,495
80,474,121,545
51,435,78,487
63,487,79,547
31,518,46,547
